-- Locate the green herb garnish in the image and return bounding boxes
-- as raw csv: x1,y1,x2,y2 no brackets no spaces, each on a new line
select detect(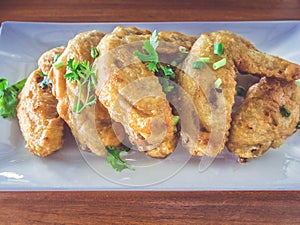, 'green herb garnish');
54,54,61,63
106,146,133,172
213,58,226,70
214,78,222,89
53,61,65,69
296,120,300,129
214,42,224,56
192,61,204,69
133,30,175,93
91,47,99,59
64,58,97,114
280,105,291,117
0,78,27,118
